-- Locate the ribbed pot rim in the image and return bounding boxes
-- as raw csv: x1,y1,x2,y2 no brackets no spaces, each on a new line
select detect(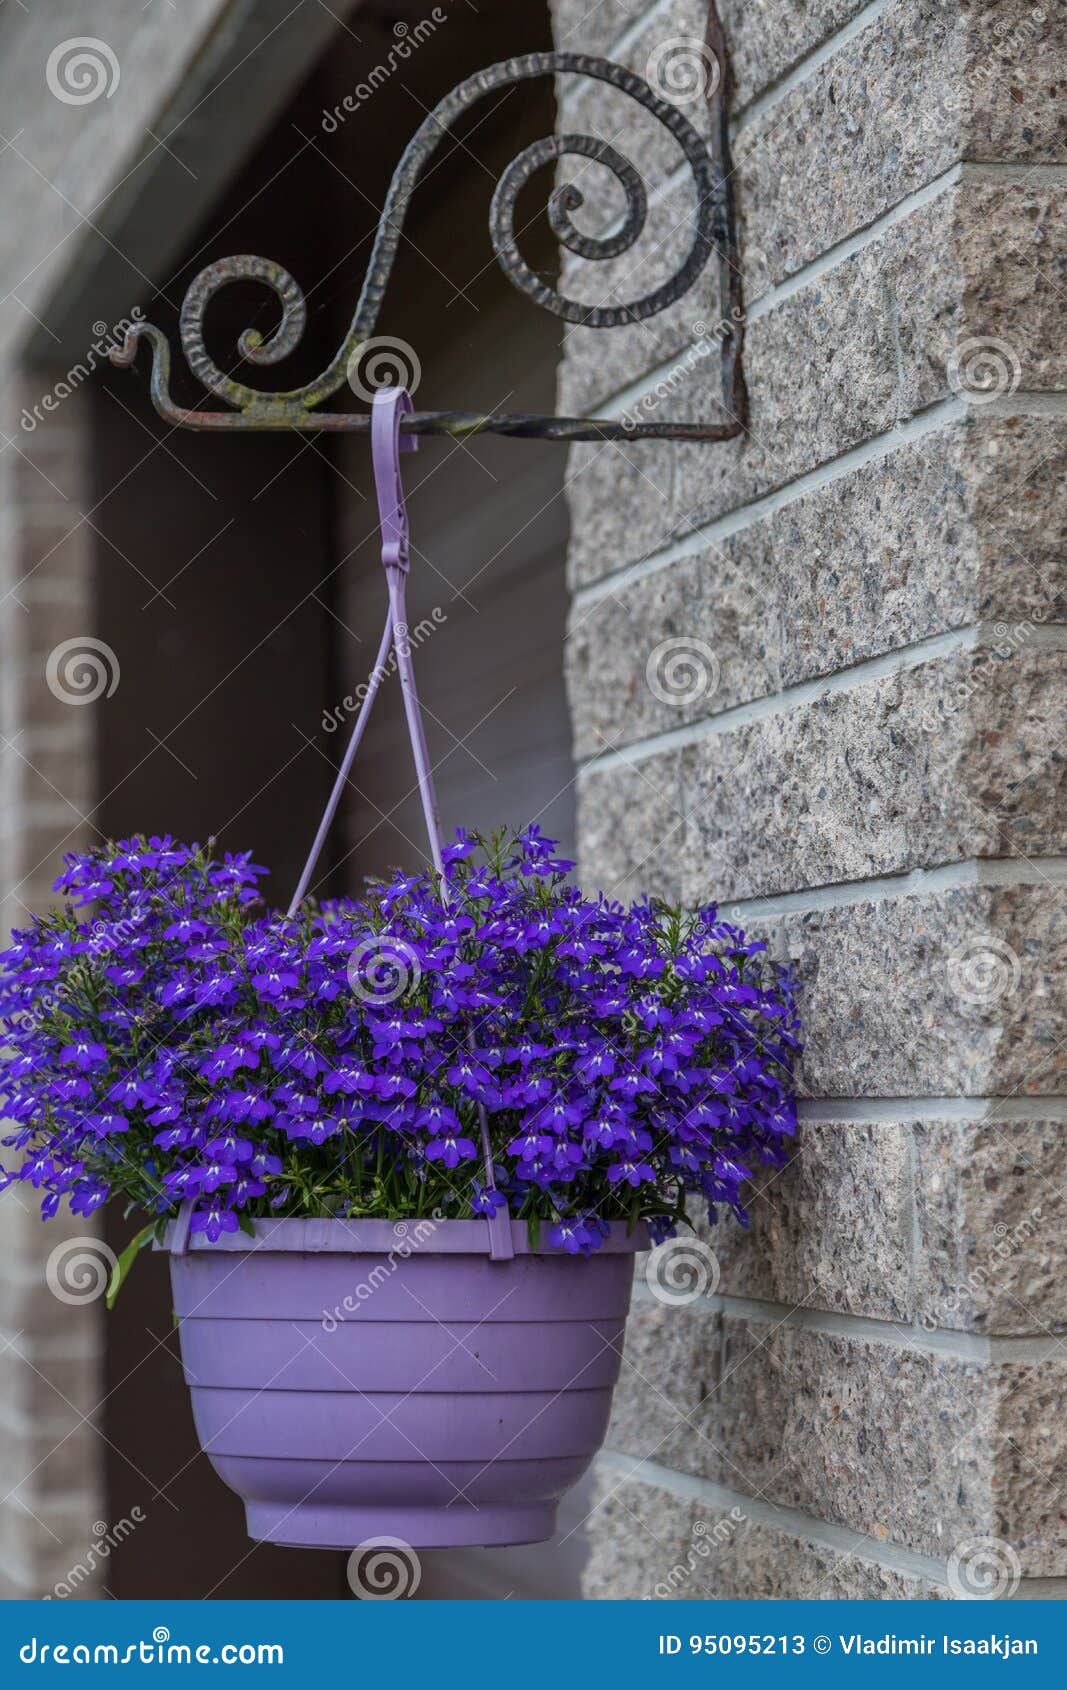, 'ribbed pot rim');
160,1214,647,1257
